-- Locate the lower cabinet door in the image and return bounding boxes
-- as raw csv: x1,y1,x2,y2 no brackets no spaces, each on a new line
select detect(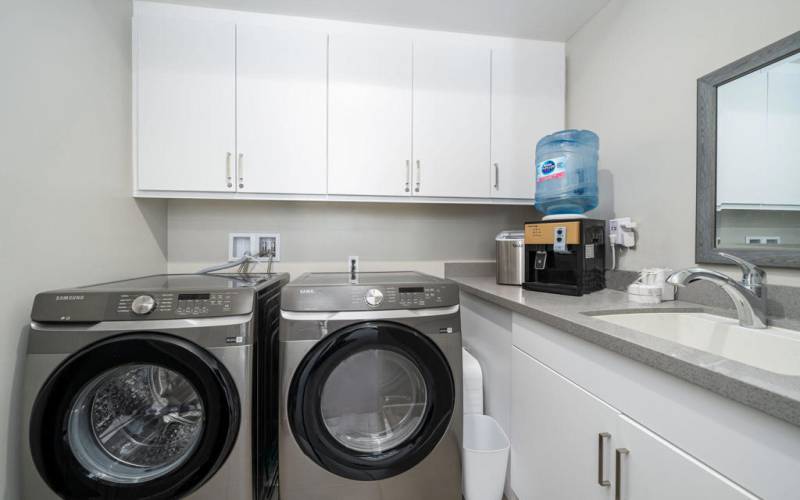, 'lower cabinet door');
615,415,757,500
511,347,617,500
